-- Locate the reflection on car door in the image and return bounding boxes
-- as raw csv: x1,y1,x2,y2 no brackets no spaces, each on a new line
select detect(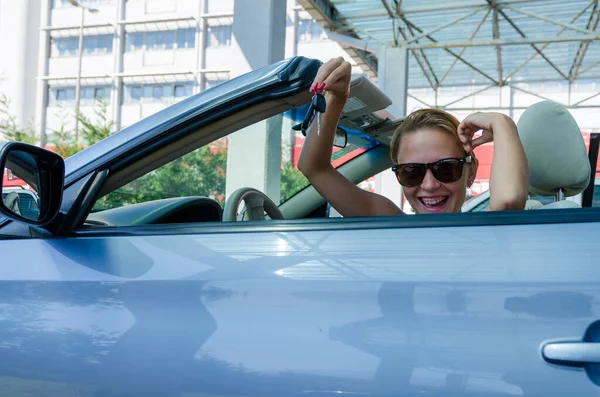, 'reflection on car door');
0,217,599,396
